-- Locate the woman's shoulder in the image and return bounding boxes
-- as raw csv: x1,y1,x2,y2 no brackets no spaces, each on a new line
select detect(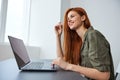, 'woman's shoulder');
87,27,110,46
87,27,105,39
